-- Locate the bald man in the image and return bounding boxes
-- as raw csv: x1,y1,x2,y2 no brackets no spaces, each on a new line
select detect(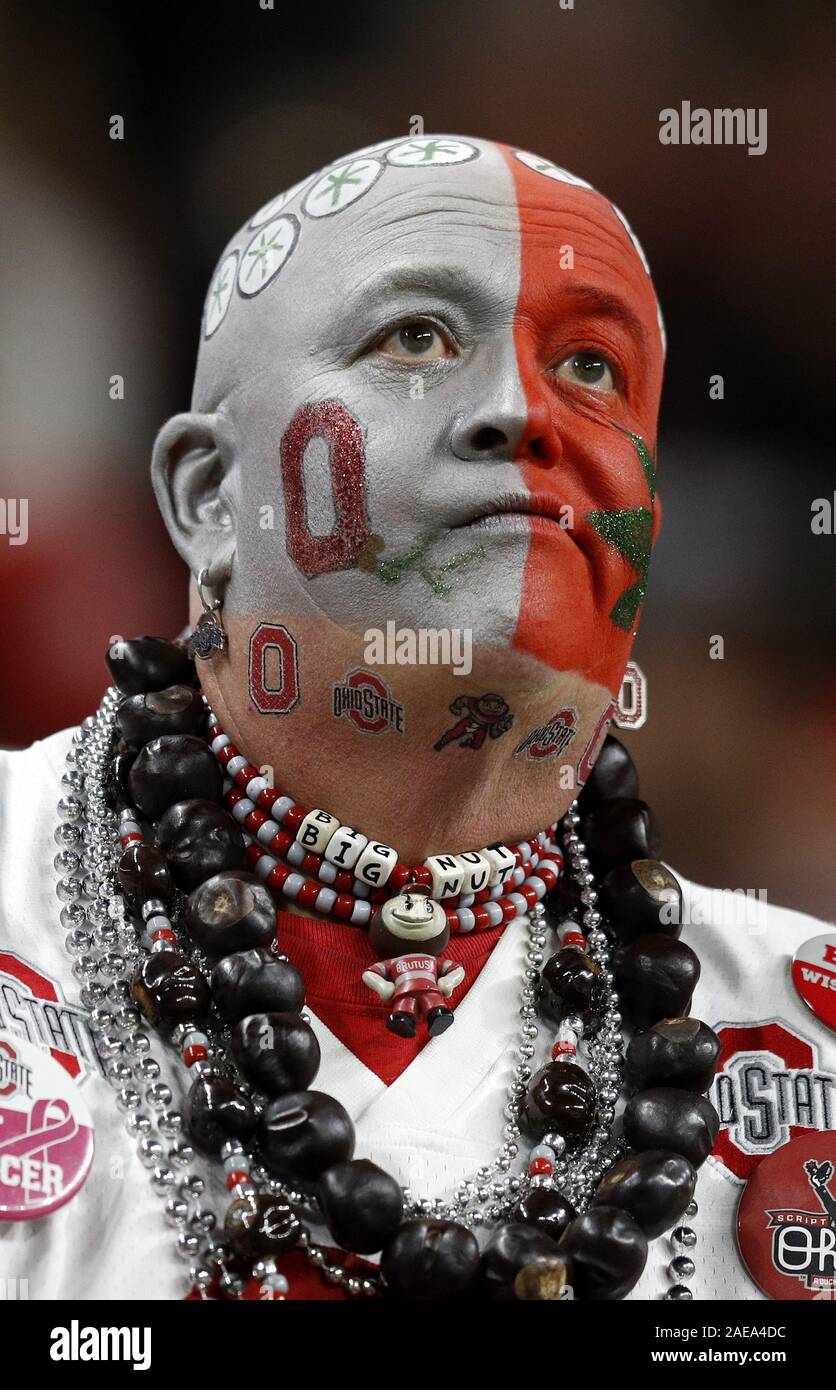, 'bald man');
0,136,833,1302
